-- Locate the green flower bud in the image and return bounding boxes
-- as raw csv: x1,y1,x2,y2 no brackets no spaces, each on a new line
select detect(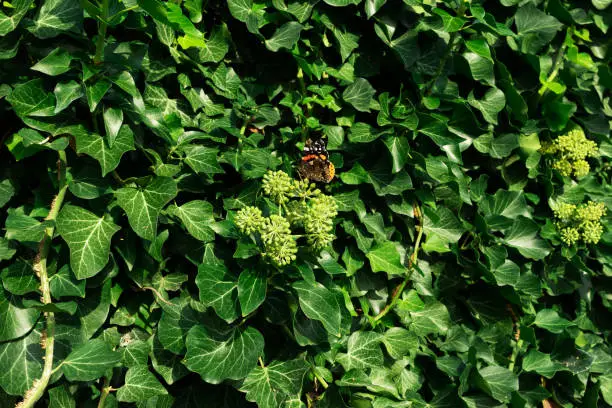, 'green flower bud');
263,237,298,266
546,127,599,179
285,200,307,226
556,128,598,160
261,214,292,245
291,178,321,199
582,221,603,244
304,195,338,251
560,227,580,246
553,203,576,221
553,159,573,177
263,170,293,204
553,200,606,246
235,206,265,234
572,159,590,178
575,201,606,223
